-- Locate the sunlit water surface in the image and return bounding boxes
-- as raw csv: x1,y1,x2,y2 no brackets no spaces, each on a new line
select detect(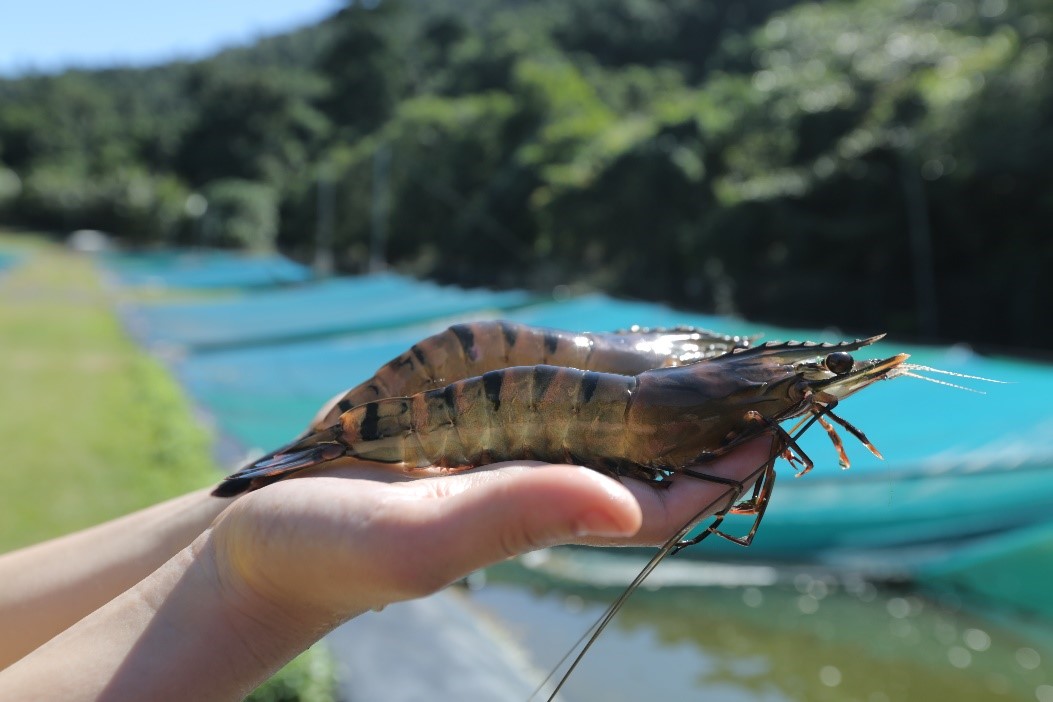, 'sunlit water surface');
466,554,1053,702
